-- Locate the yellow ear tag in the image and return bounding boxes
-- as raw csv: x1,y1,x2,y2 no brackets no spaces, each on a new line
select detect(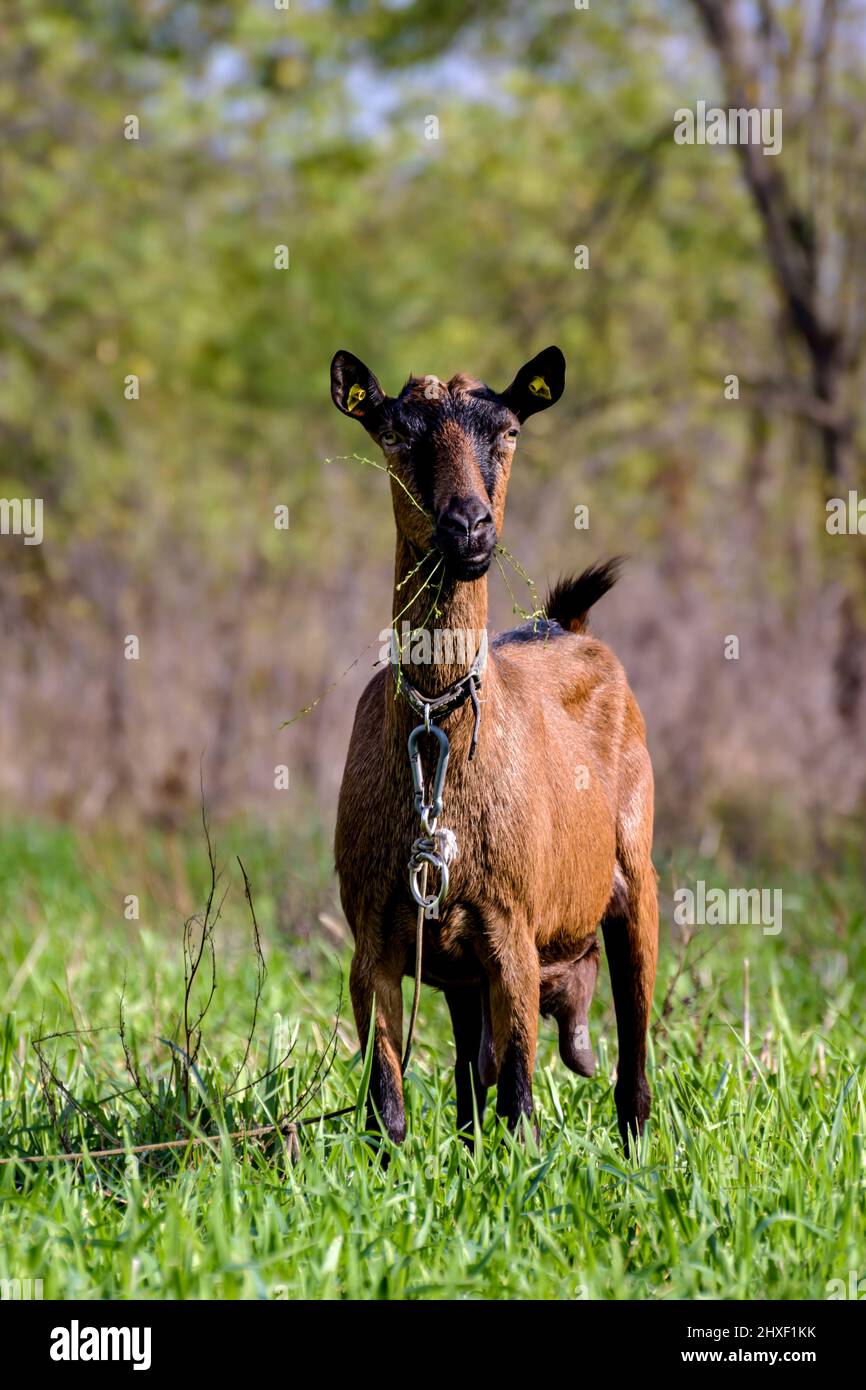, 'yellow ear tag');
528,375,551,400
347,384,367,413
